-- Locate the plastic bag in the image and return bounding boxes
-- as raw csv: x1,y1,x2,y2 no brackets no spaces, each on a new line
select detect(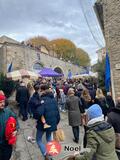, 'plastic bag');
53,128,65,142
